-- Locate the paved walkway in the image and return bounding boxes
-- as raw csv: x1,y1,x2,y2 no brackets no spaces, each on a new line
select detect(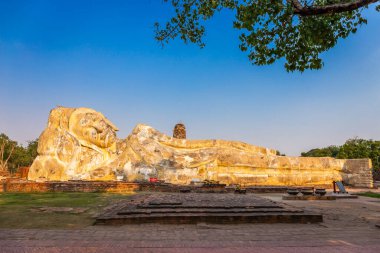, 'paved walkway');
1,193,380,252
